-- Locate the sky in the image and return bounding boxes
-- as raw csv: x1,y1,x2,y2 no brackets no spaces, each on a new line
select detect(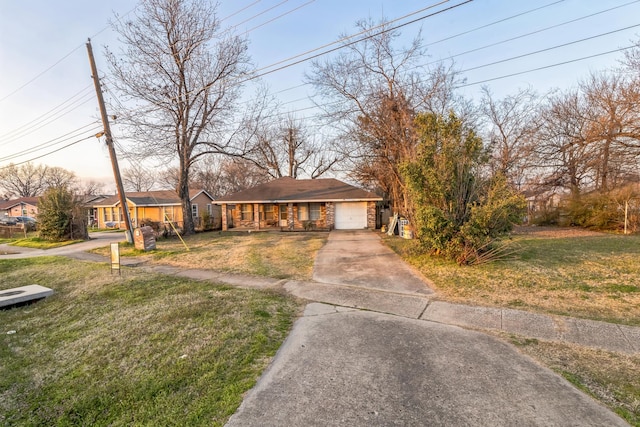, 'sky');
1,0,639,191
